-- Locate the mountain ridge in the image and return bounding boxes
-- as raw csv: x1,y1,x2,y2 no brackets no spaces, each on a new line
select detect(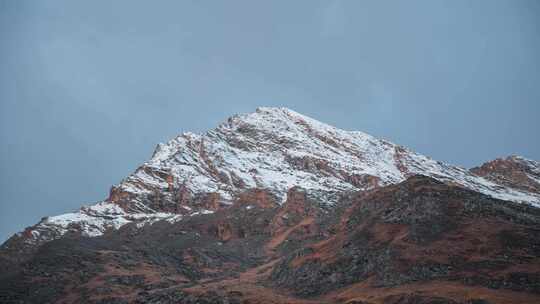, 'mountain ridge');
3,107,539,247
